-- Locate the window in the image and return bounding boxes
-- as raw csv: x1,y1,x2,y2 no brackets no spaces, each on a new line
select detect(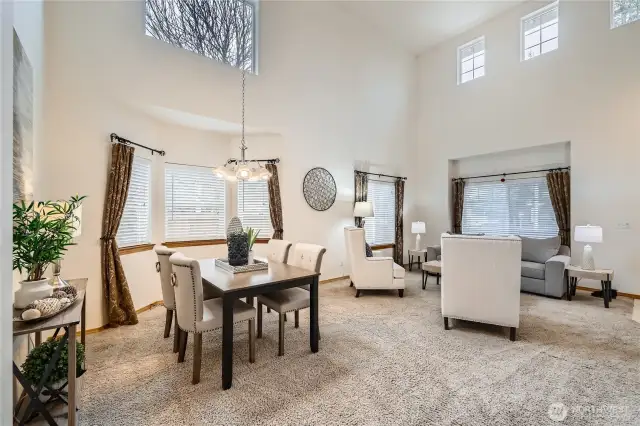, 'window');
461,177,559,238
458,37,485,84
165,164,226,241
364,180,396,245
145,0,257,72
612,0,640,28
237,180,272,238
521,2,559,61
117,156,152,247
